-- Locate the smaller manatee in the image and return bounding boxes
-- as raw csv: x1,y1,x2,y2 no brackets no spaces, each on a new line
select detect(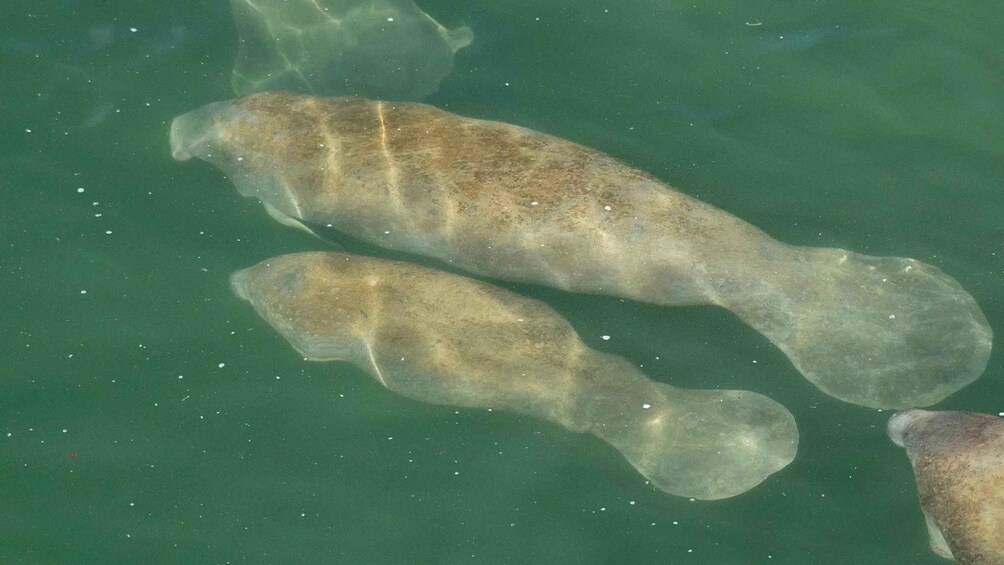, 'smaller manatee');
888,409,1004,564
231,252,799,499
